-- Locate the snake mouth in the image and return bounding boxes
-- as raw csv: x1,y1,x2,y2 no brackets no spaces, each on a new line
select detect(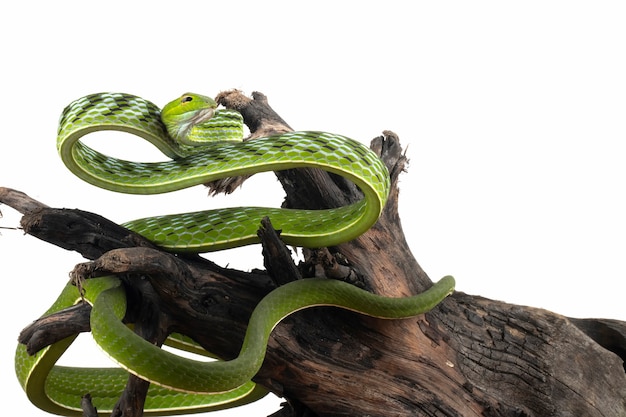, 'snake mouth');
173,107,217,145
188,107,216,126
